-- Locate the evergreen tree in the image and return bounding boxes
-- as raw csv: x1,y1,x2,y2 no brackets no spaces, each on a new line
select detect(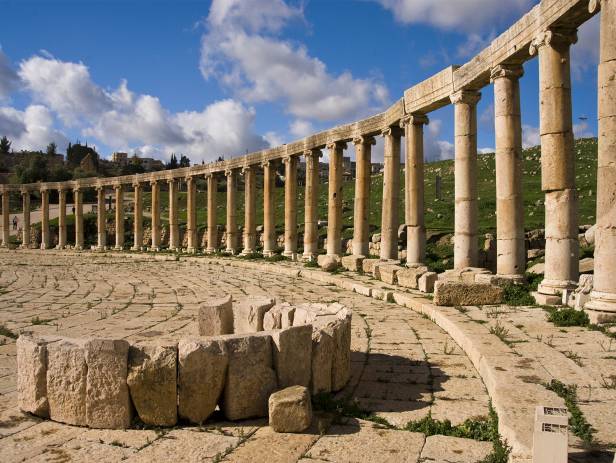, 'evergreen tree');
179,155,190,168
167,153,178,169
0,136,11,155
46,142,57,157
